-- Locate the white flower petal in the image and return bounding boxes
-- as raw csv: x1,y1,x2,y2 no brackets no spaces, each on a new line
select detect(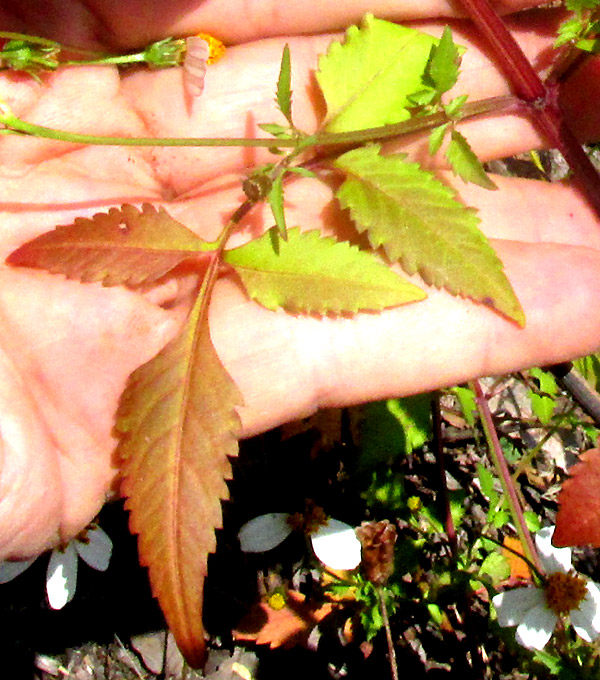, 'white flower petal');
75,526,112,572
310,519,361,570
183,37,209,97
0,557,36,583
535,526,571,574
571,580,600,642
515,604,557,650
493,587,545,627
238,513,292,553
46,544,78,610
